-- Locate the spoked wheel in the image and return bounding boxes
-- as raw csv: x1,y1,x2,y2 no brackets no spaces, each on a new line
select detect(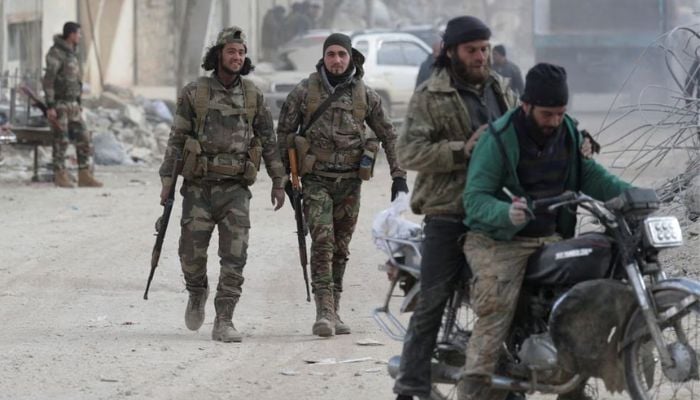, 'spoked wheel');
430,383,459,400
430,291,477,400
624,290,700,399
